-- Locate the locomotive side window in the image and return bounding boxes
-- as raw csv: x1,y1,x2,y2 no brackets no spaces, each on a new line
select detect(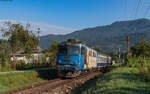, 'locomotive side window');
81,48,86,55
